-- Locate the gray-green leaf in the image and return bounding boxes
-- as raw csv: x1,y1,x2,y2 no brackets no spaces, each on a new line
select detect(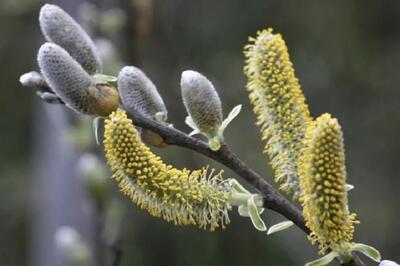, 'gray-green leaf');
351,243,381,262
247,195,267,231
267,221,294,235
305,251,338,266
